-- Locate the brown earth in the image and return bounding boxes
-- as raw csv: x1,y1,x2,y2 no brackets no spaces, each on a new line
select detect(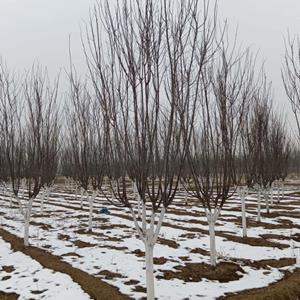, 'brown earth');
97,270,125,280
0,291,19,300
158,262,244,283
1,266,15,273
